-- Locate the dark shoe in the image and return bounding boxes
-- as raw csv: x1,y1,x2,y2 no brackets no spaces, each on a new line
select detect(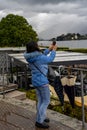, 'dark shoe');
35,122,49,129
44,118,50,123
